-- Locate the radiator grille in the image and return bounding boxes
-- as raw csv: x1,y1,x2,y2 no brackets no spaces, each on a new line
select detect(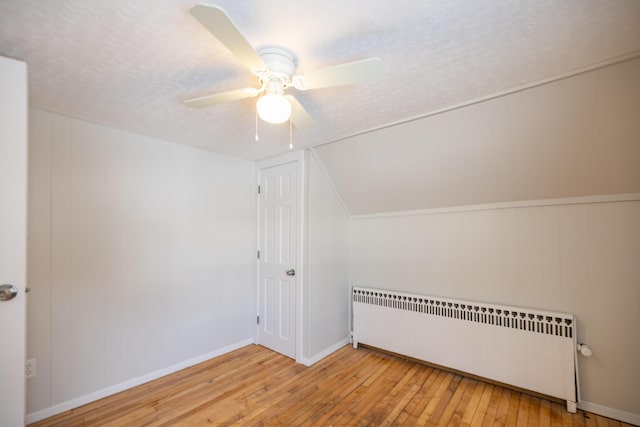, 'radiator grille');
352,288,574,338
